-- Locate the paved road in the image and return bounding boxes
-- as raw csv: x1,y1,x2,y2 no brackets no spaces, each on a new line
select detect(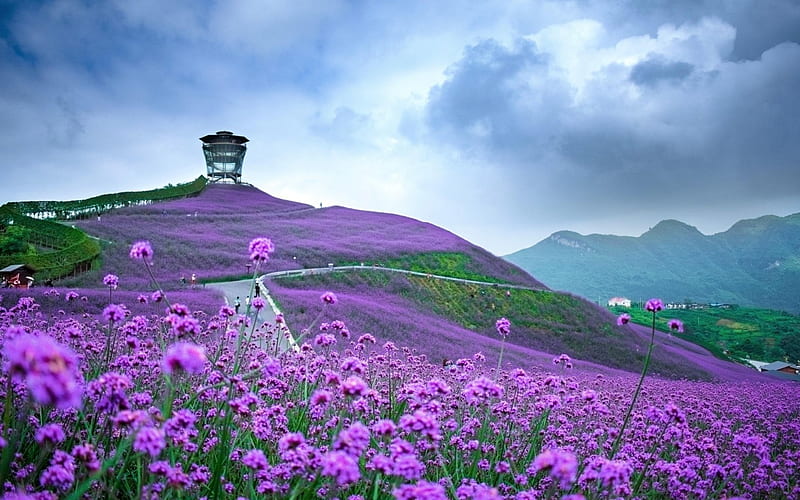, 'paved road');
262,265,546,291
206,278,297,352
